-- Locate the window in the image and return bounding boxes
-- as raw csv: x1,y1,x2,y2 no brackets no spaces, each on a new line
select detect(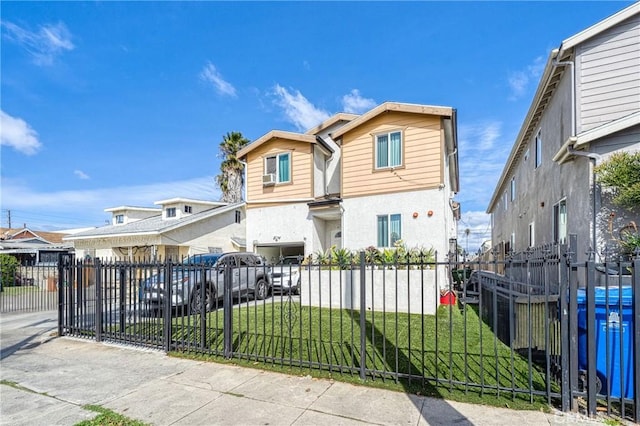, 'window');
510,232,516,252
115,214,124,224
510,178,516,201
535,130,542,168
184,205,192,214
529,222,535,247
377,214,401,247
503,192,508,210
375,131,402,169
235,210,241,224
554,200,567,244
166,207,176,218
265,152,290,183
